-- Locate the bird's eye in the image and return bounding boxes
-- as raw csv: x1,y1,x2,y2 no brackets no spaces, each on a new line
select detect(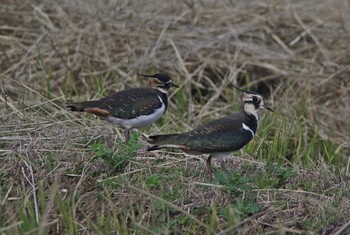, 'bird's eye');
252,96,259,103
